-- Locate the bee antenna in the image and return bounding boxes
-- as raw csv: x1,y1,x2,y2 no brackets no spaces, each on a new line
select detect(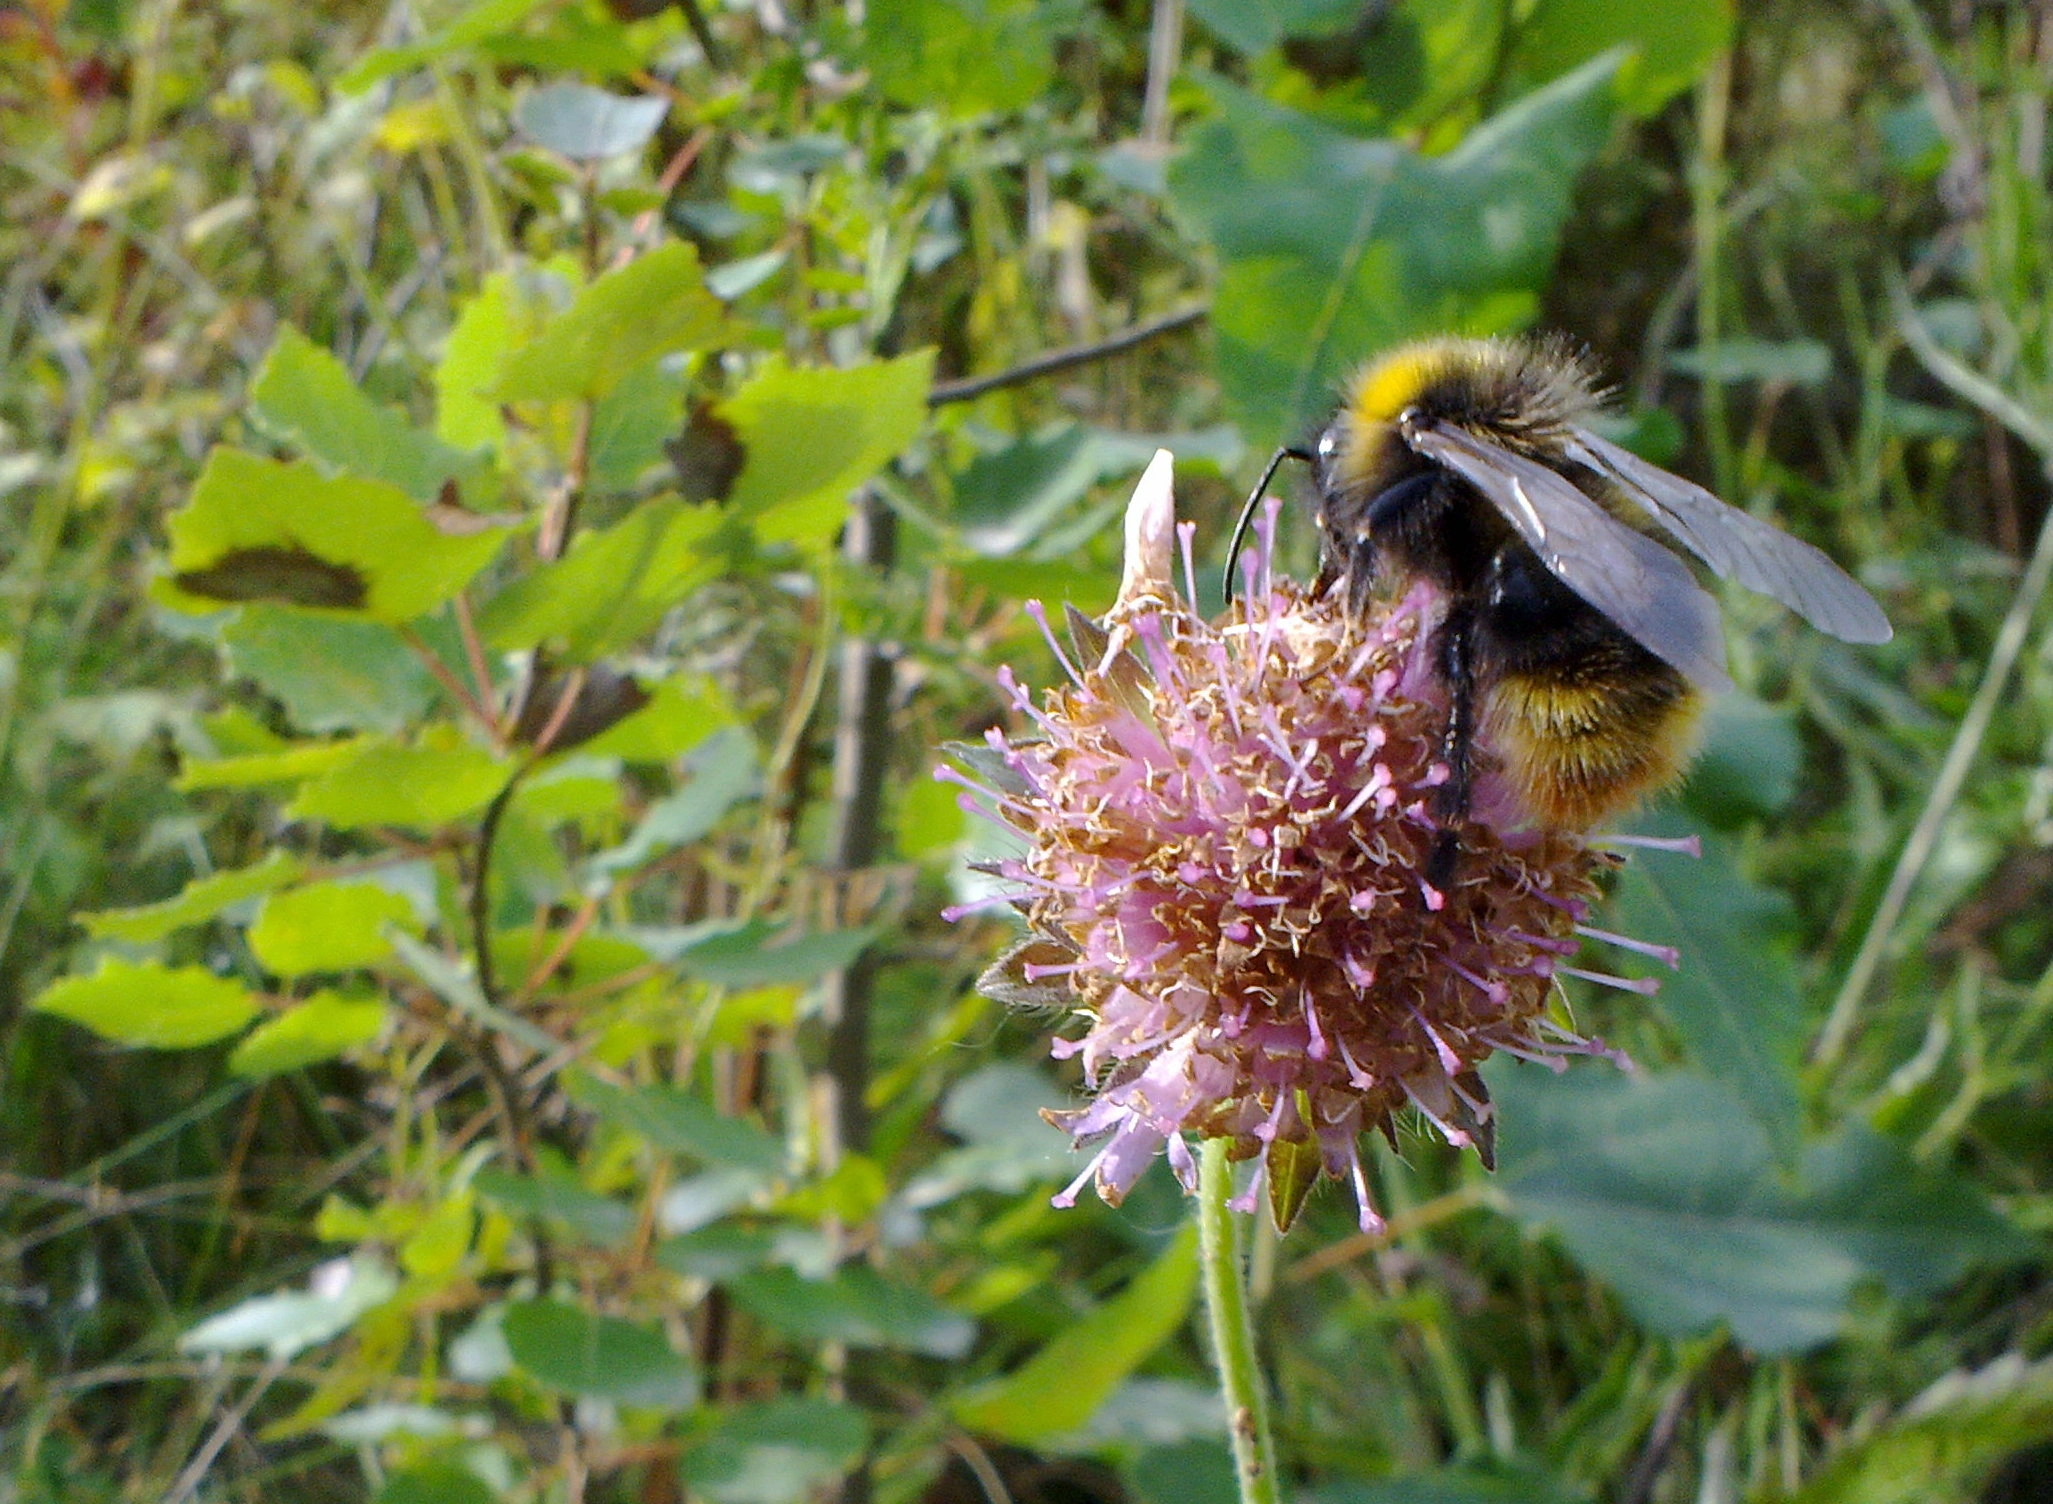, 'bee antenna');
1224,446,1314,602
